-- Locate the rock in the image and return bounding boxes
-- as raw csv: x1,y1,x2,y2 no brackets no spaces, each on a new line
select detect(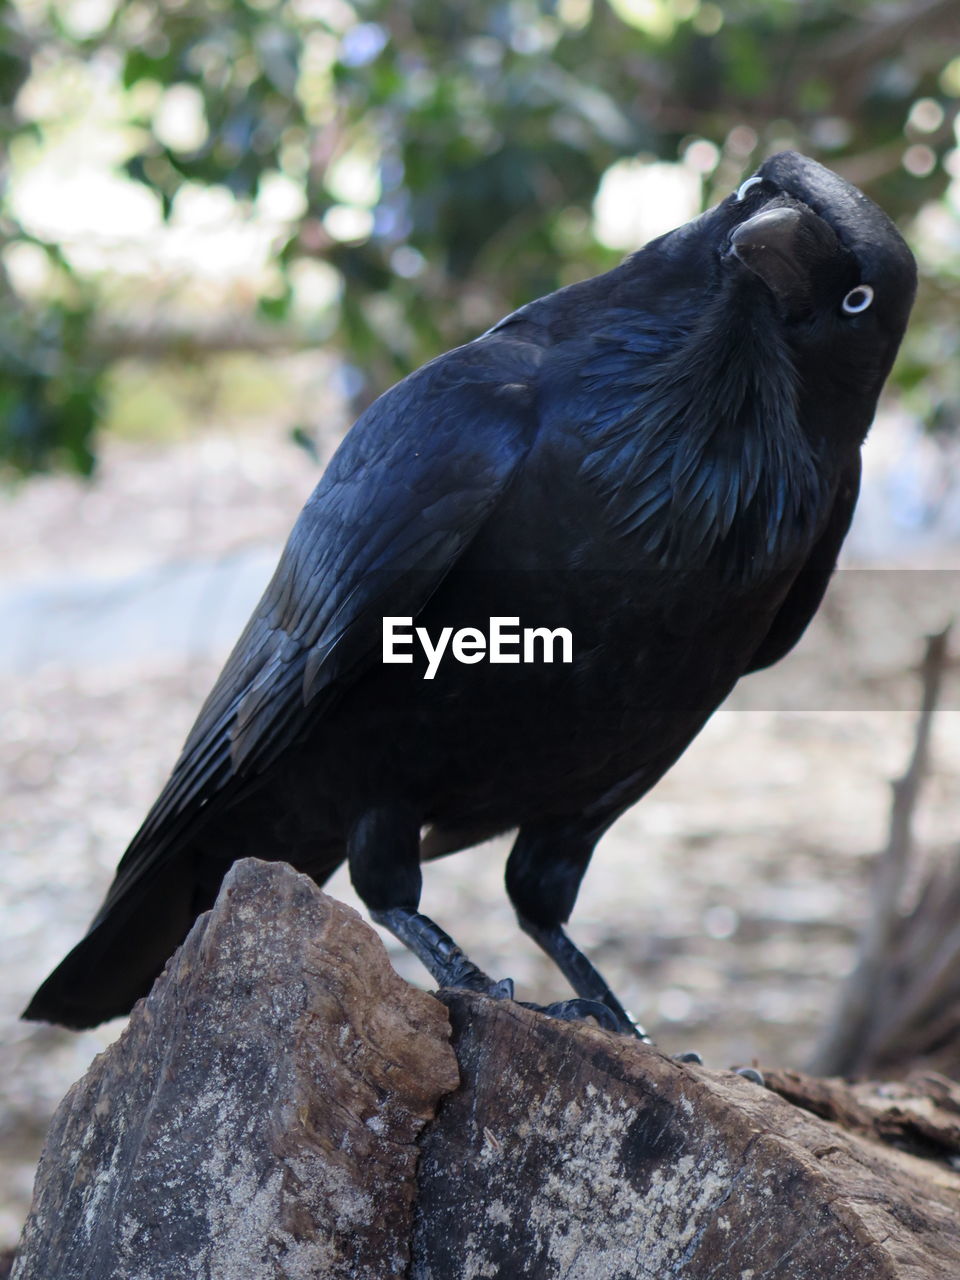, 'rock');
12,859,459,1280
413,994,960,1278
12,859,960,1279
